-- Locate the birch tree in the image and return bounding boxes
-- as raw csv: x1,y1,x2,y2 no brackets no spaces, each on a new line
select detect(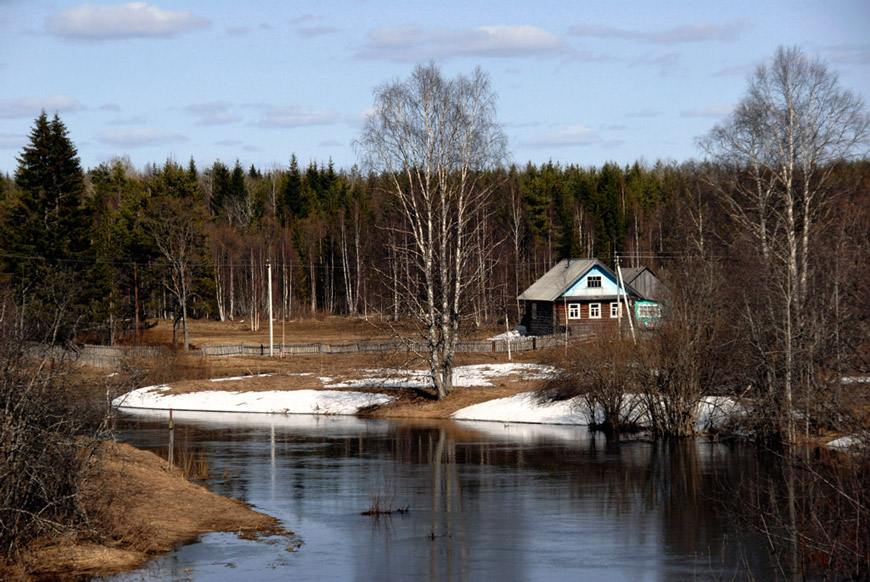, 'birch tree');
699,46,869,444
146,196,207,351
357,63,508,399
